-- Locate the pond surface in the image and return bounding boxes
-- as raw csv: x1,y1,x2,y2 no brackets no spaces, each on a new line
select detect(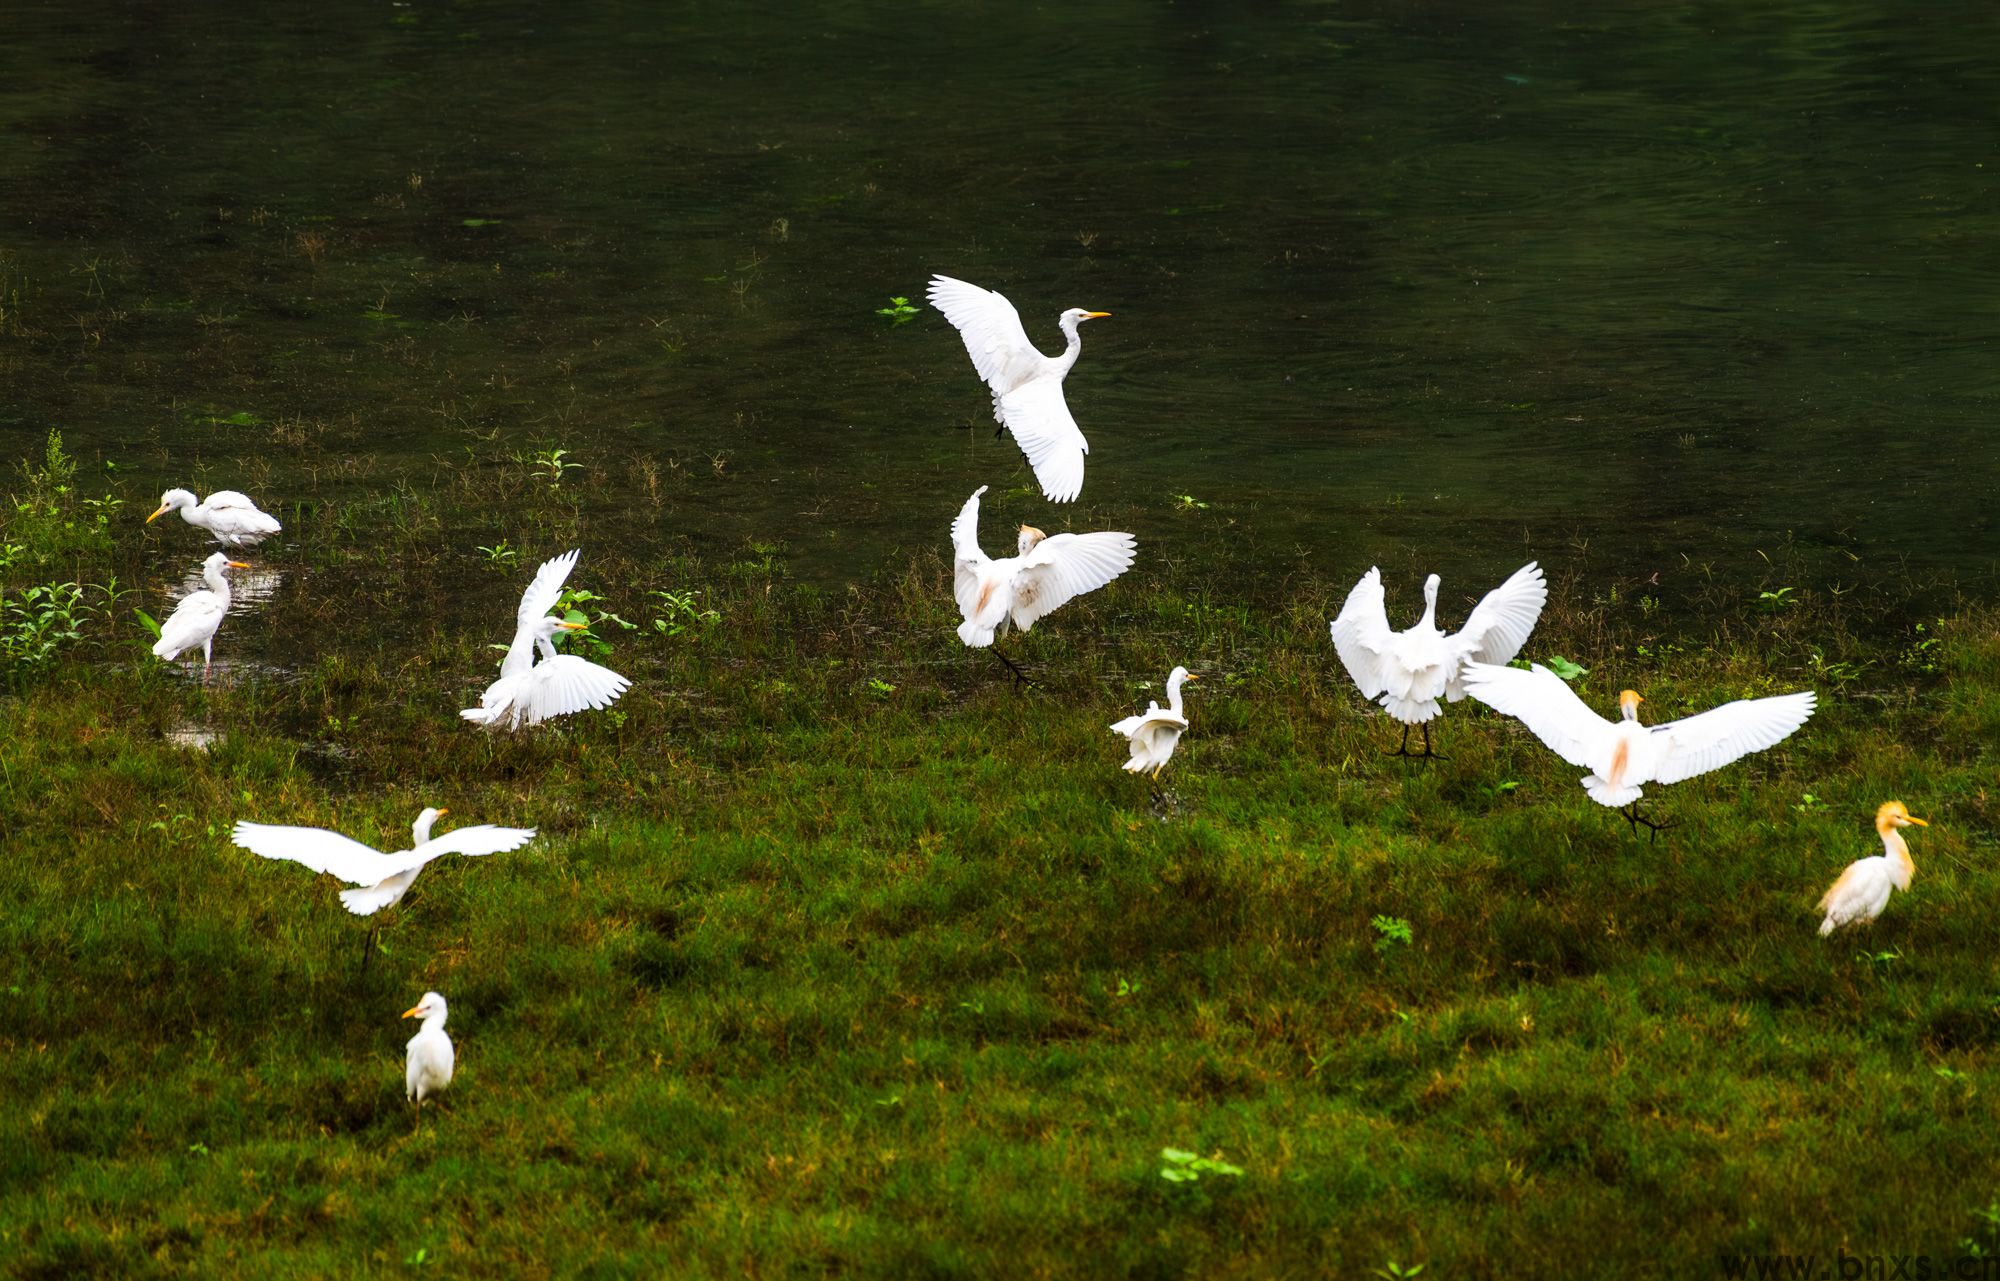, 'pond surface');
4,1,1997,616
